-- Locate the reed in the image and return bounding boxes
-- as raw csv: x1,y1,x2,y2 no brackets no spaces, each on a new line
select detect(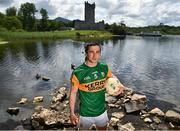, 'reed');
0,30,112,41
